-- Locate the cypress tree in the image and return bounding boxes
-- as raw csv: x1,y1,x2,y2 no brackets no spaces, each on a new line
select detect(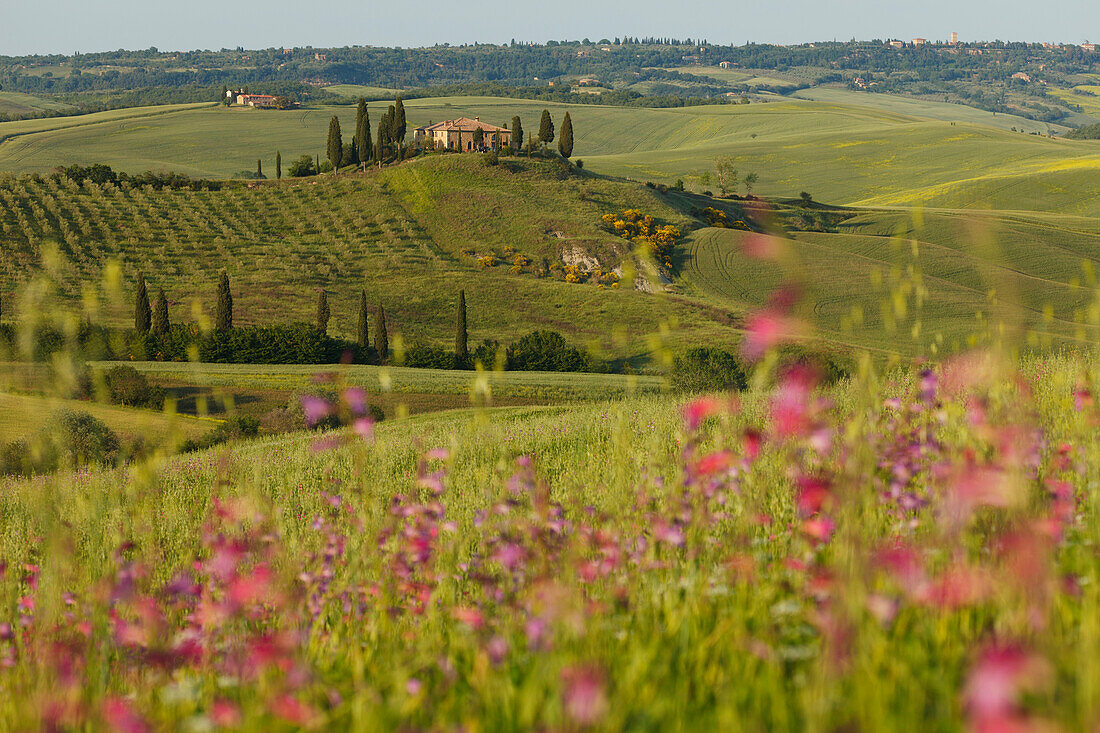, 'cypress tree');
215,272,233,330
256,158,263,178
393,97,407,146
316,290,330,333
538,109,554,147
472,127,484,148
558,112,574,159
376,110,389,162
375,302,388,363
511,116,523,153
455,290,468,365
221,84,228,105
134,273,151,333
327,116,343,171
357,105,372,164
276,150,282,179
356,290,369,348
152,288,169,335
